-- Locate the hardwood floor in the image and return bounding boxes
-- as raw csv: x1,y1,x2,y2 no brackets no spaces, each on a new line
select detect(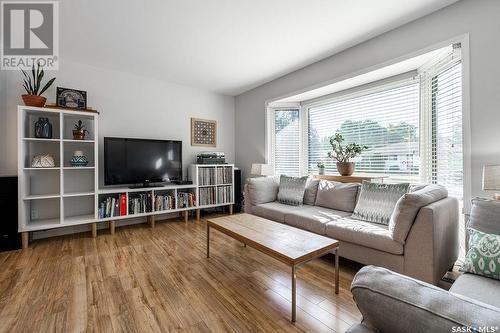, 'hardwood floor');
0,214,362,333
